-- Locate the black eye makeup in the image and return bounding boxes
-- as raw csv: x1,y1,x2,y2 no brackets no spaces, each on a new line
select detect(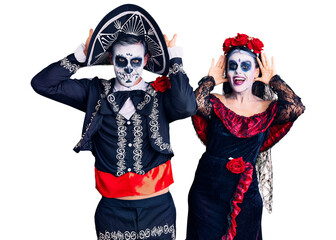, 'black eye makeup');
115,56,128,67
228,60,238,71
228,60,252,72
131,57,143,67
241,61,251,72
